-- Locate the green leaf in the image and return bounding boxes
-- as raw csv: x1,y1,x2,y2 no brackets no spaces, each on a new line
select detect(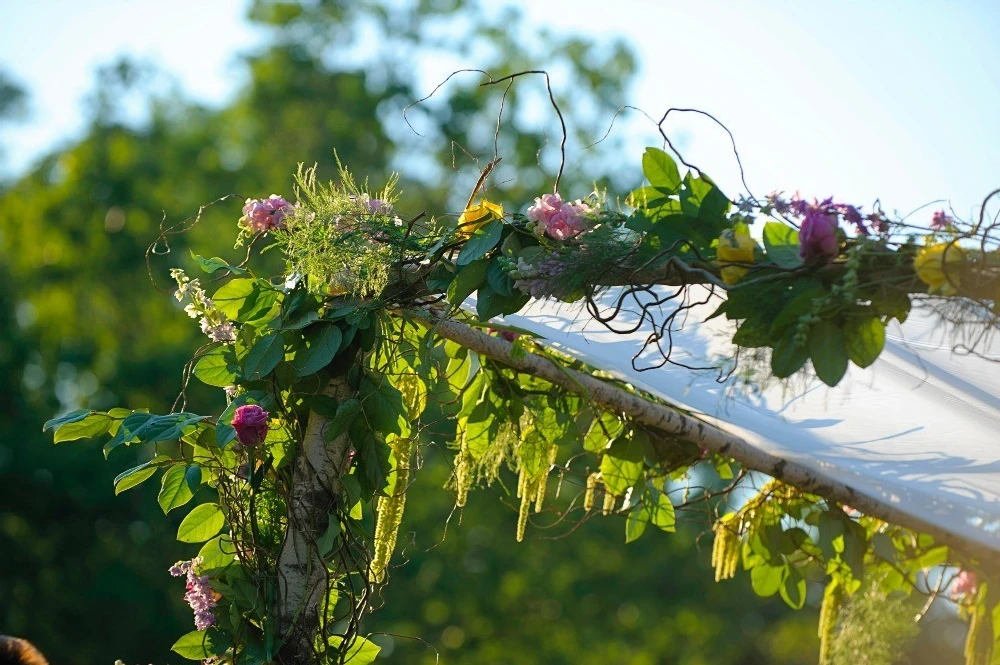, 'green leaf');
750,562,785,597
626,185,670,210
600,435,644,496
486,256,515,297
105,412,208,458
762,222,802,268
171,628,229,660
446,259,488,307
177,503,226,543
648,489,676,532
213,278,279,325
52,412,114,443
243,333,284,380
584,412,623,454
158,465,196,514
771,333,809,379
871,285,911,323
625,505,649,543
277,310,320,330
322,398,362,444
291,323,343,377
768,288,825,337
42,409,90,433
315,512,341,557
844,316,885,368
190,251,243,275
809,320,849,387
328,635,381,664
476,284,529,320
457,219,503,266
642,147,681,192
113,460,162,495
194,345,240,387
360,376,409,438
779,567,807,609
732,315,770,348
197,534,236,574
